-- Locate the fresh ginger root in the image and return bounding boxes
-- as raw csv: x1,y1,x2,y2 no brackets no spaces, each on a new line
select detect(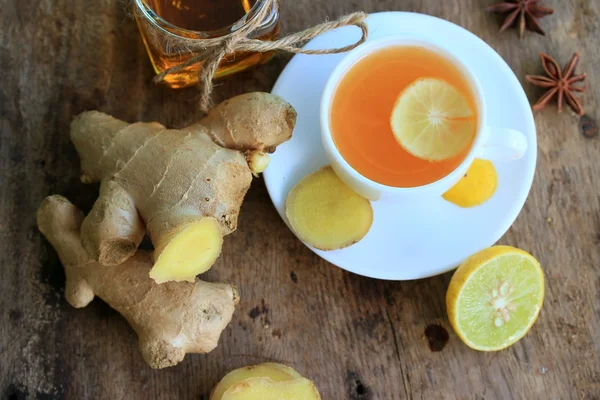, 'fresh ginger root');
70,92,295,282
37,195,239,369
286,166,373,251
211,363,320,400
